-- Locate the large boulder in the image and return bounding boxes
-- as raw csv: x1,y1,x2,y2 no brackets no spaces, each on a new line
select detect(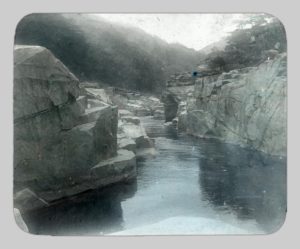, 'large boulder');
90,149,137,187
118,137,136,153
14,45,80,120
118,115,156,158
14,45,122,205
